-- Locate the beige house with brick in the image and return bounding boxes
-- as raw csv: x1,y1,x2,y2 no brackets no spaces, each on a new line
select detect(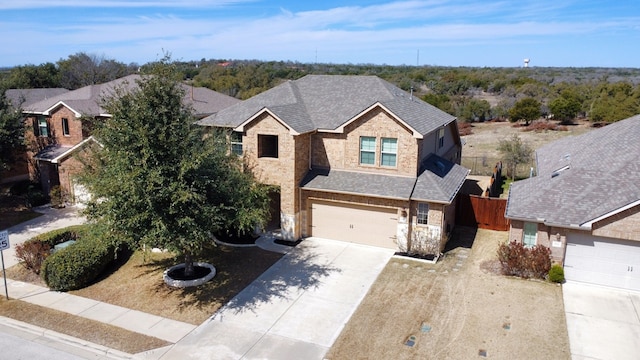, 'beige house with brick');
200,75,469,253
16,75,239,201
505,114,640,291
